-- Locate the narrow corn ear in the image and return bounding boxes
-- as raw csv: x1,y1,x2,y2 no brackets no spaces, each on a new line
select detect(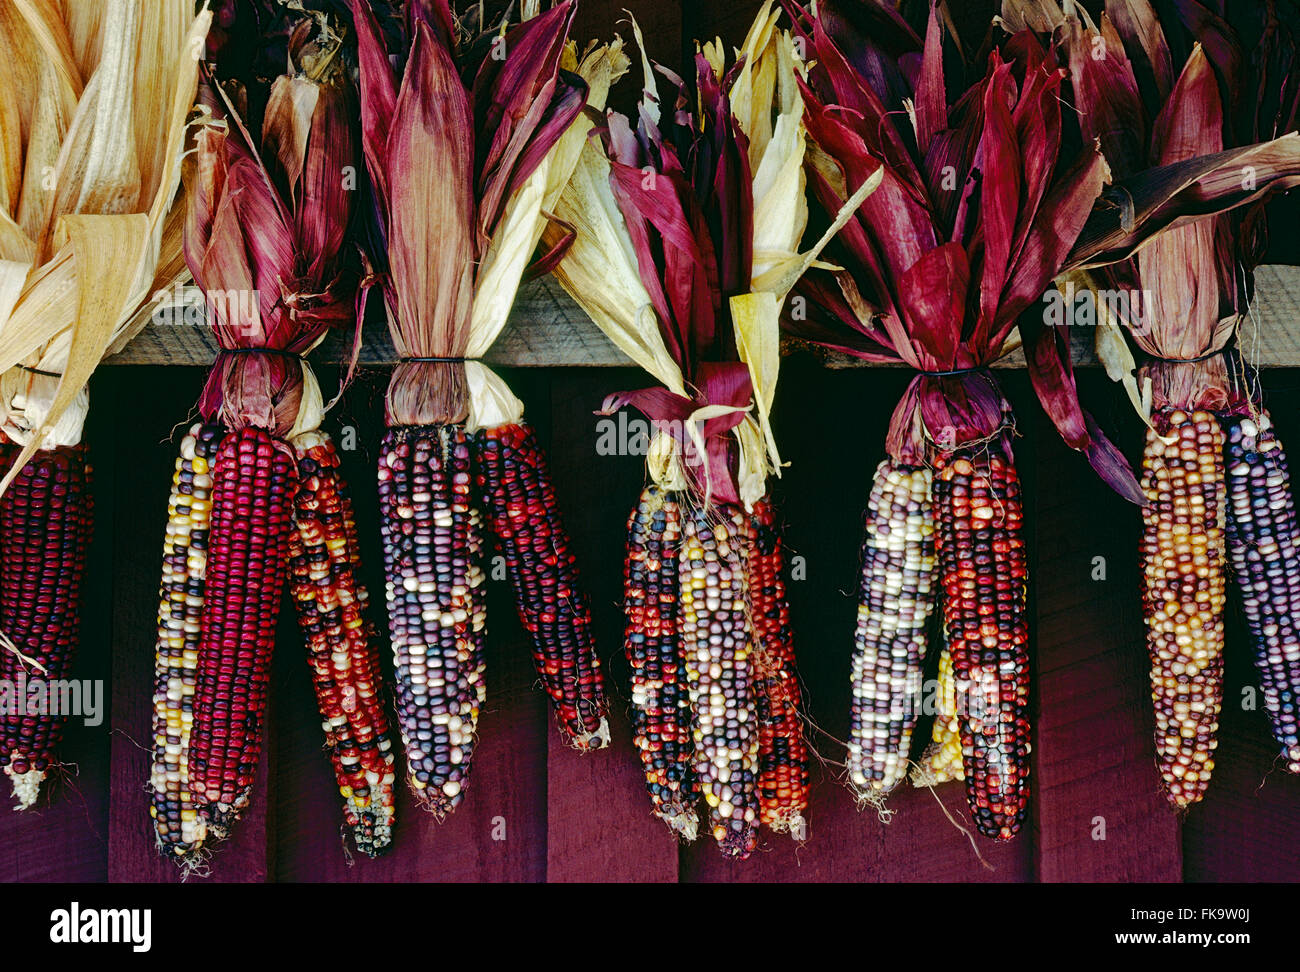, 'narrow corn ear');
290,431,398,857
1223,411,1300,773
934,449,1030,840
911,644,965,786
625,484,698,839
379,424,487,818
189,427,295,829
1142,409,1226,807
749,499,809,836
848,461,937,803
474,422,609,749
681,504,759,858
150,423,224,861
0,443,93,809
